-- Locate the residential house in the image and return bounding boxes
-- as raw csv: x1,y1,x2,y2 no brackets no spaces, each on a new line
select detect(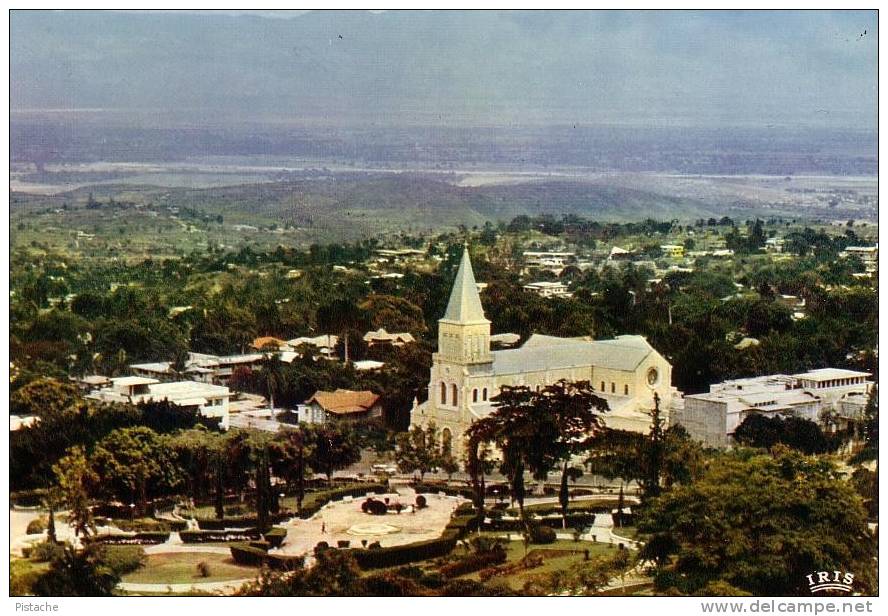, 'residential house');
301,389,383,424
